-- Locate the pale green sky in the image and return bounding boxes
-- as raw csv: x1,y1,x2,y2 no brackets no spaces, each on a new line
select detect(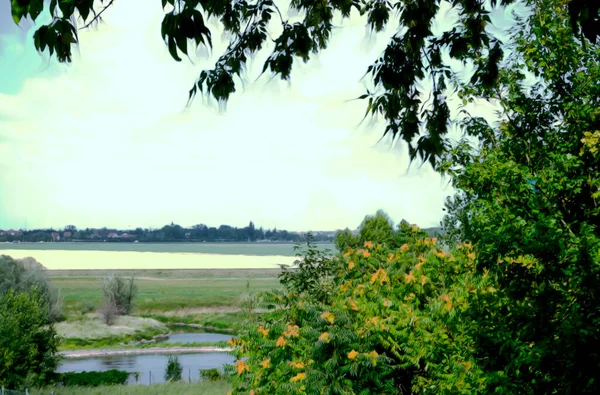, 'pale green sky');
0,1,518,231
